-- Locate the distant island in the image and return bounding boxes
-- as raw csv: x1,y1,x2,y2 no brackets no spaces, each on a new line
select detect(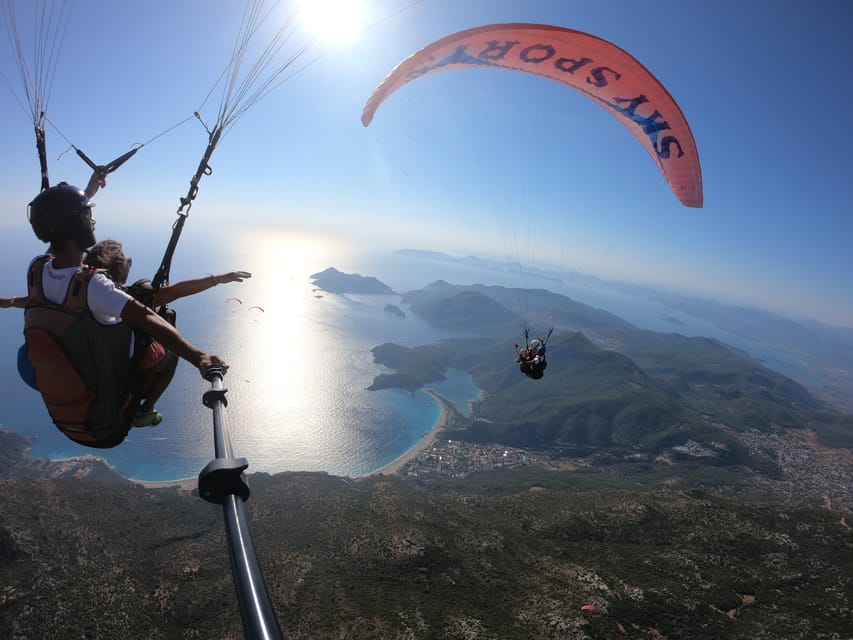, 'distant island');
310,267,395,295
